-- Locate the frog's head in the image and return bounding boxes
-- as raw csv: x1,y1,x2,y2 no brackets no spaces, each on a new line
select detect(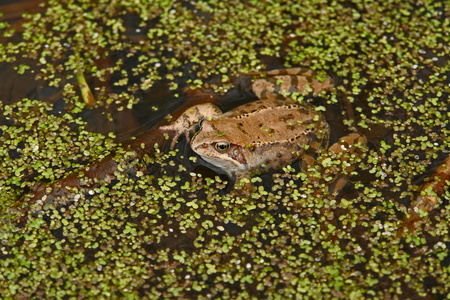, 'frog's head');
190,121,249,174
